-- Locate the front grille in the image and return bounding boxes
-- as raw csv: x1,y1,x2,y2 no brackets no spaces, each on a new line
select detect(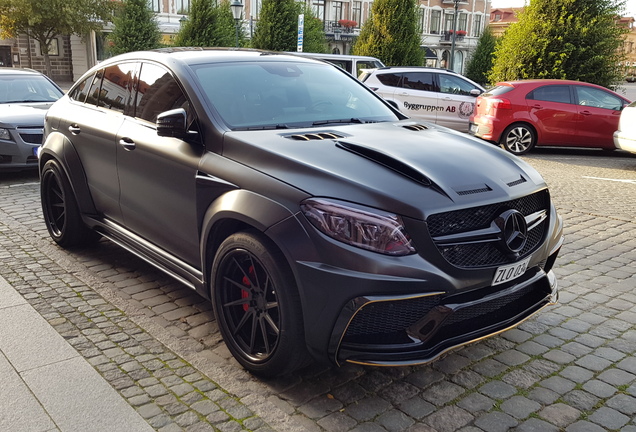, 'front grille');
427,190,549,268
19,133,43,144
